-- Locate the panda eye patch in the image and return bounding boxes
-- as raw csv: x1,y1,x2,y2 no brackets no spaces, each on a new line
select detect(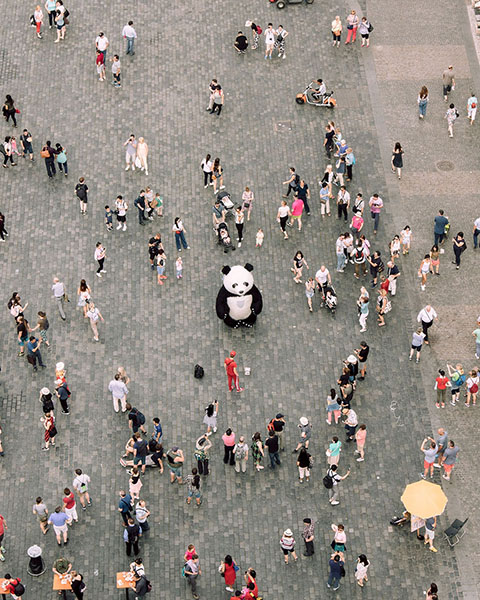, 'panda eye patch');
232,283,237,288
244,282,248,286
